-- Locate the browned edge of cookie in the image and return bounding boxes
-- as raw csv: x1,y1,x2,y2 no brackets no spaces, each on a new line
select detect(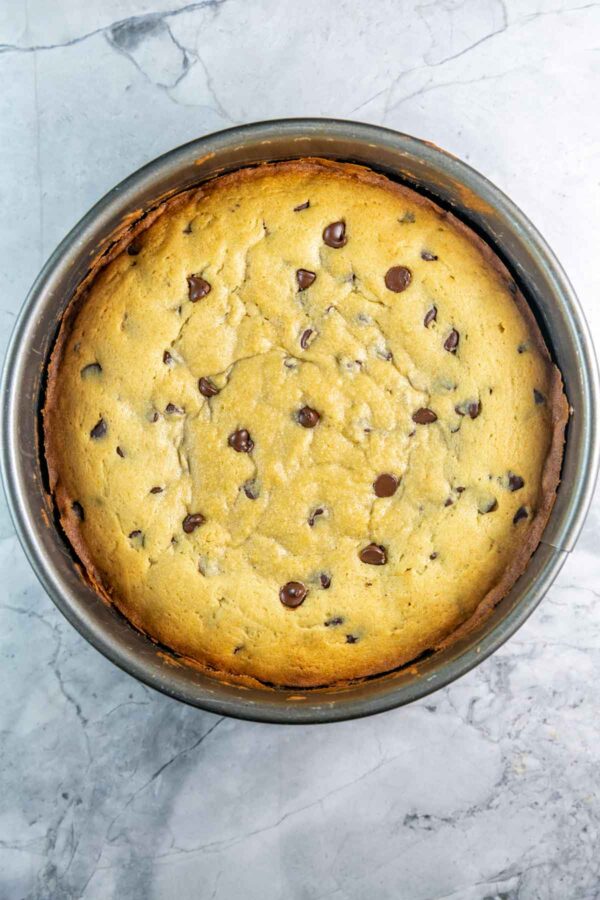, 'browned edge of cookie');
43,157,569,690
